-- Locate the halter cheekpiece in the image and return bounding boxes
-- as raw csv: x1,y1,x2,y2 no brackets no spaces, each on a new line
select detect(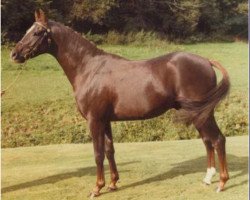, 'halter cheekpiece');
21,22,52,59
34,22,52,45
